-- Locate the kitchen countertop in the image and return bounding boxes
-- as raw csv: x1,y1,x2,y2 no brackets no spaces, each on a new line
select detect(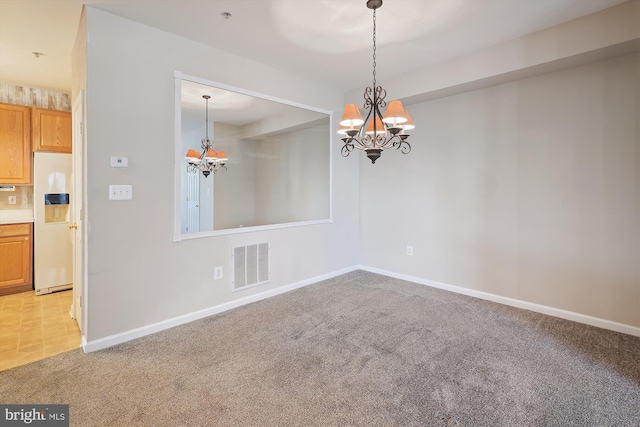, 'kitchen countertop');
0,209,34,225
